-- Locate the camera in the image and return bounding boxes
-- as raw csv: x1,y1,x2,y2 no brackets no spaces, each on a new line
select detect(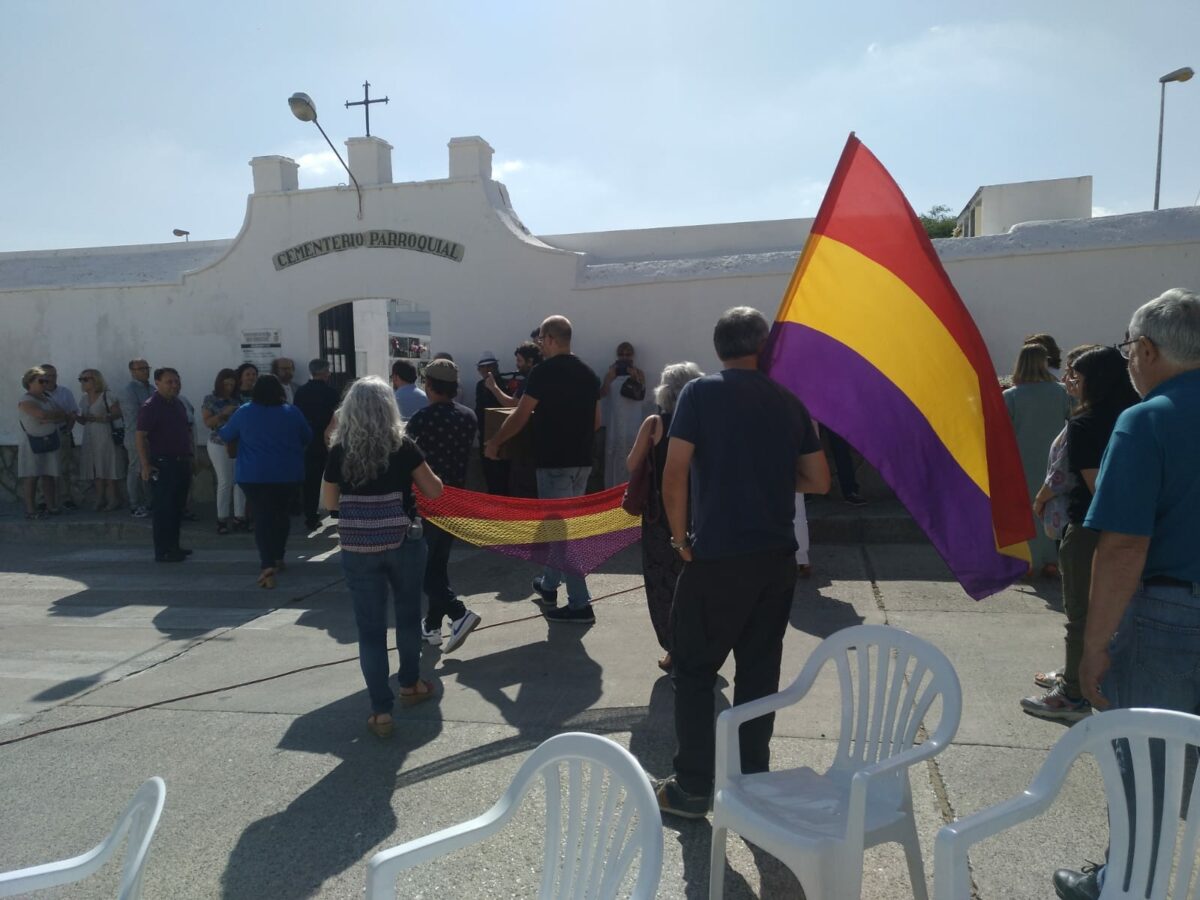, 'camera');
614,360,630,377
